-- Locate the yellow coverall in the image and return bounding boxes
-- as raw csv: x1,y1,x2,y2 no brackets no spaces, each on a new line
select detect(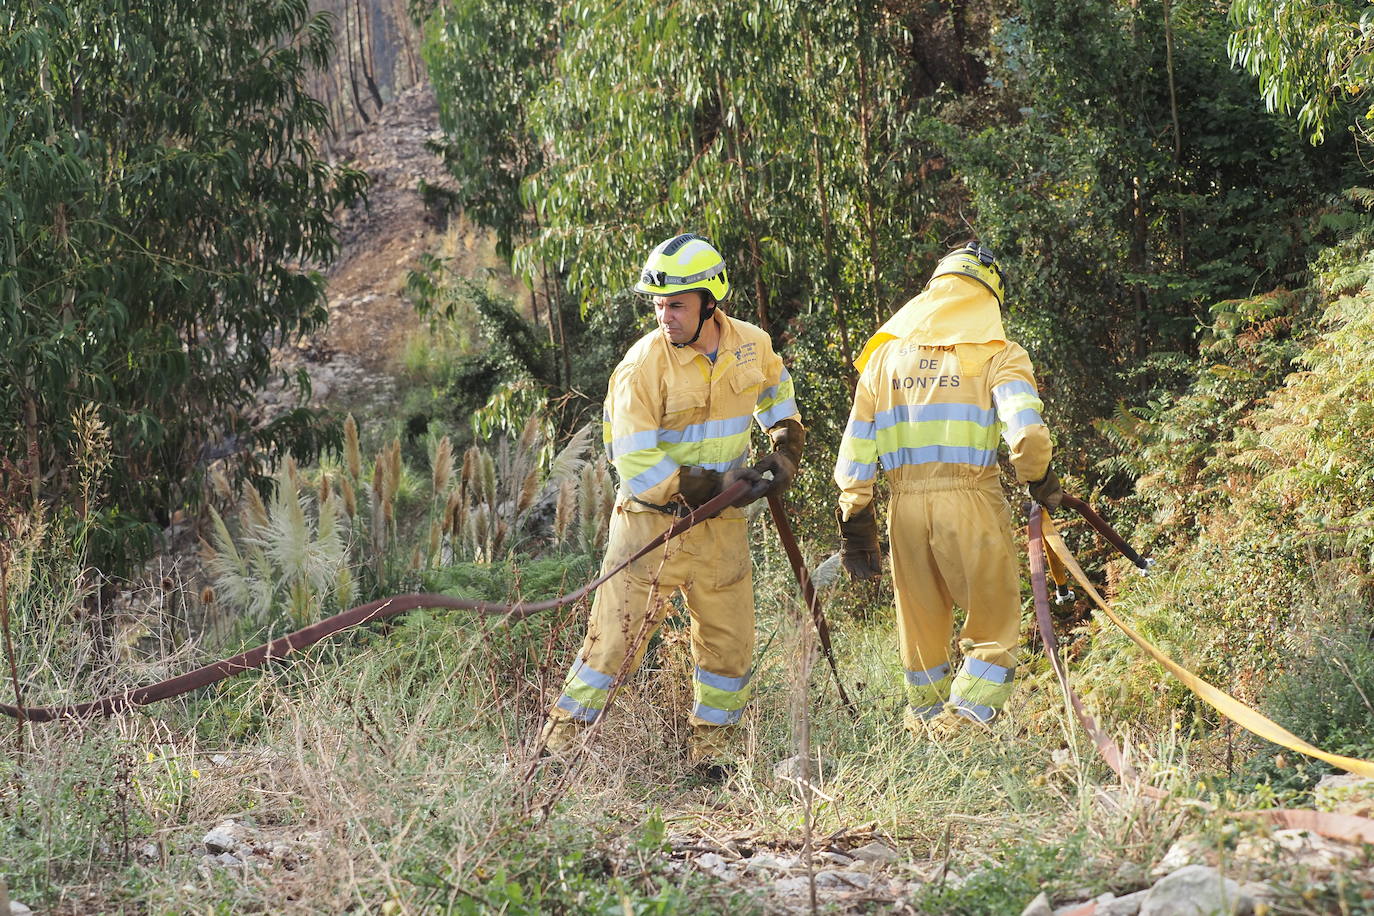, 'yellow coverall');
835,275,1051,723
550,309,801,735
